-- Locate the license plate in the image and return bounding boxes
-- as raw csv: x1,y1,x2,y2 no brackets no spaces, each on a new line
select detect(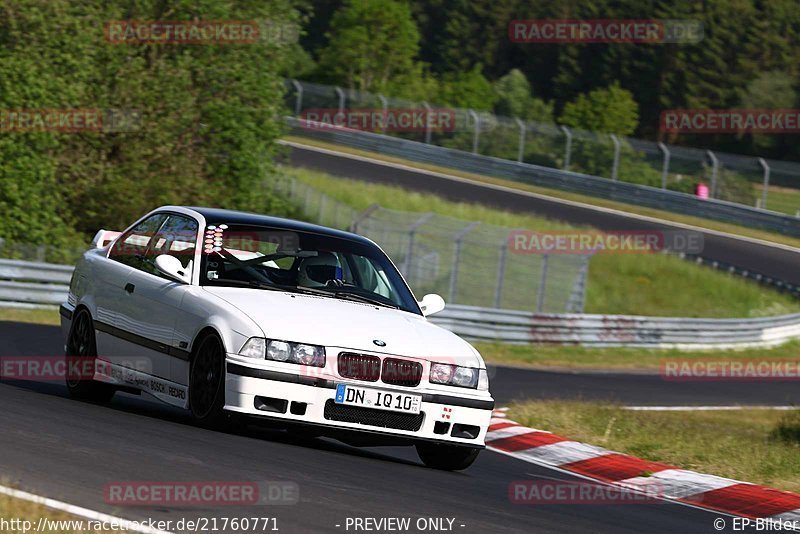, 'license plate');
335,384,422,414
